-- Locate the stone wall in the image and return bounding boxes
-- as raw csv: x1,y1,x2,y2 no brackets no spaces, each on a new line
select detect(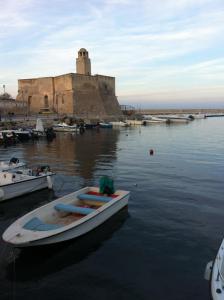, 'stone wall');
17,77,54,113
54,74,74,114
72,74,123,120
0,99,26,115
